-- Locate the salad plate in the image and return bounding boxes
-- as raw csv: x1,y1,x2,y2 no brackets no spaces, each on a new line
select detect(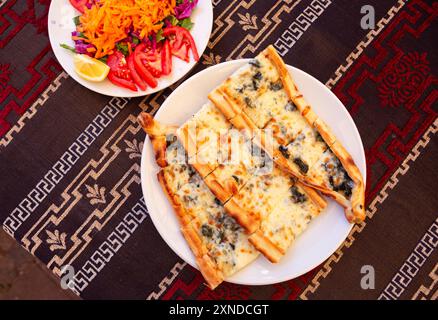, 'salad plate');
140,60,367,286
48,0,213,97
